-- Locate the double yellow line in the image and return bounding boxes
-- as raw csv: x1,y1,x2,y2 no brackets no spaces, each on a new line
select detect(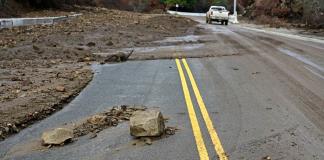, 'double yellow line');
176,59,228,160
